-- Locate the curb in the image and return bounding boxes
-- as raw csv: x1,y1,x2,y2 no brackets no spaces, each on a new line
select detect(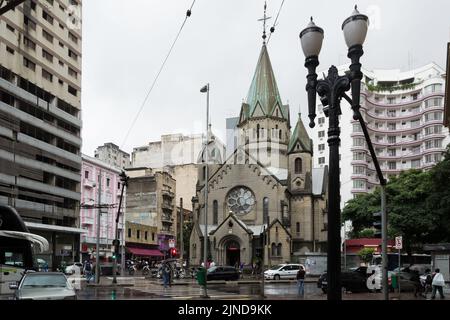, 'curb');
86,283,135,287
